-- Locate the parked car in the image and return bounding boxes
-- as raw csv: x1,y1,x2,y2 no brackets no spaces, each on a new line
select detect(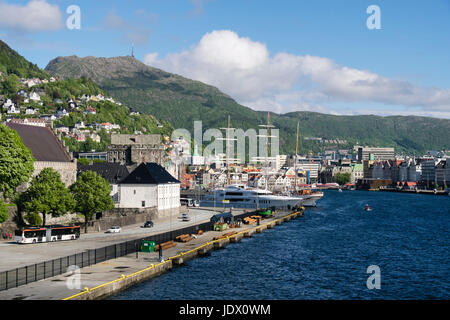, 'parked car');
106,226,121,233
143,220,154,228
181,213,191,221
